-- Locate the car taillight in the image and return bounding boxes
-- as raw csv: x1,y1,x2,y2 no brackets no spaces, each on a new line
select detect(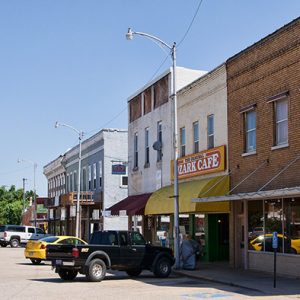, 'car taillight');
72,247,79,258
40,244,46,249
